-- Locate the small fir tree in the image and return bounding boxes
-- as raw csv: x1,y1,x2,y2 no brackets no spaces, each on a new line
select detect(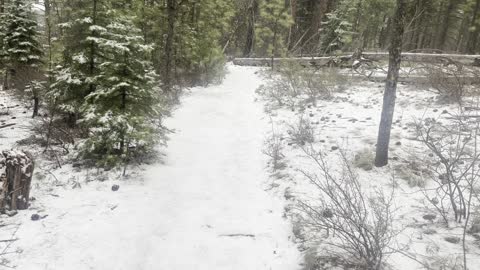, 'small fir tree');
80,15,168,166
48,0,109,123
0,0,43,91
